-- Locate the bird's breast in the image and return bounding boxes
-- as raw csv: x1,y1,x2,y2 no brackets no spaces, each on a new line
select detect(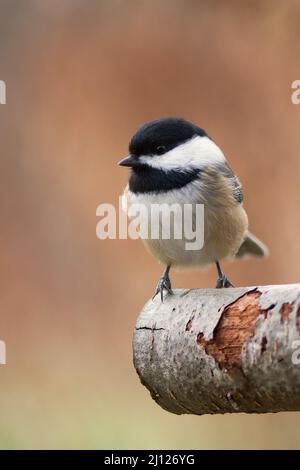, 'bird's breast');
122,171,248,268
